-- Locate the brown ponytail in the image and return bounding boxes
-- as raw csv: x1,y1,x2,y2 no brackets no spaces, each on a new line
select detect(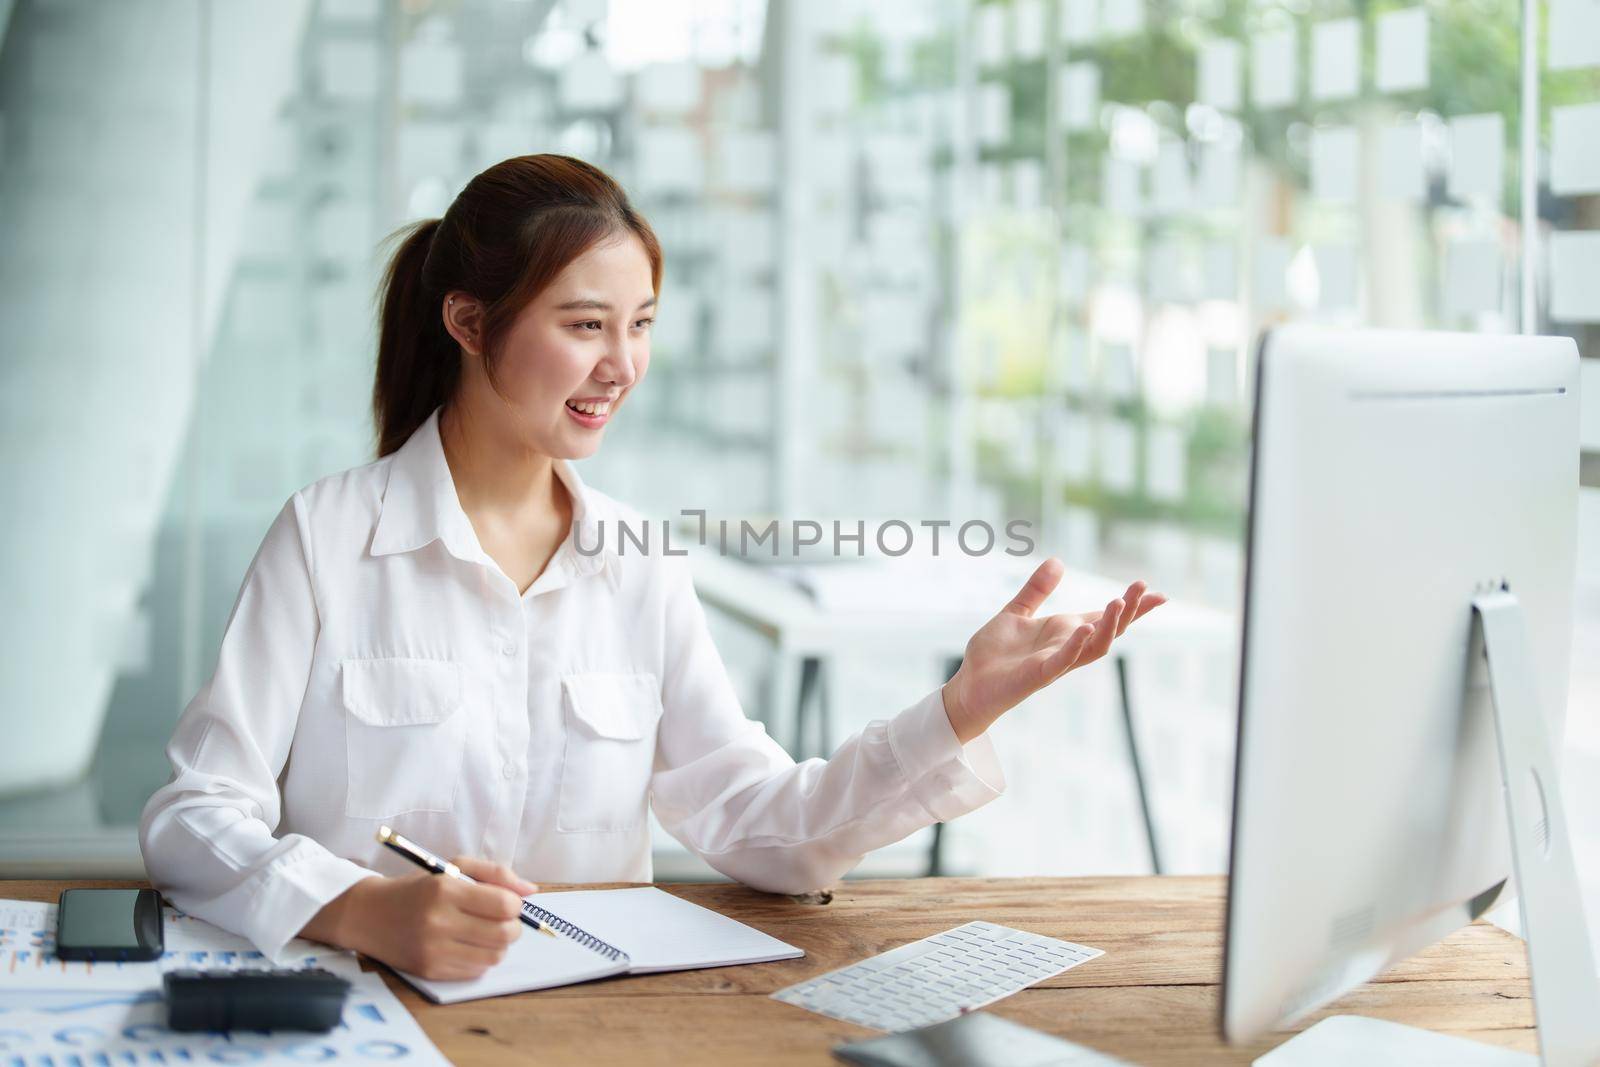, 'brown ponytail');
371,155,663,458
372,218,452,459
